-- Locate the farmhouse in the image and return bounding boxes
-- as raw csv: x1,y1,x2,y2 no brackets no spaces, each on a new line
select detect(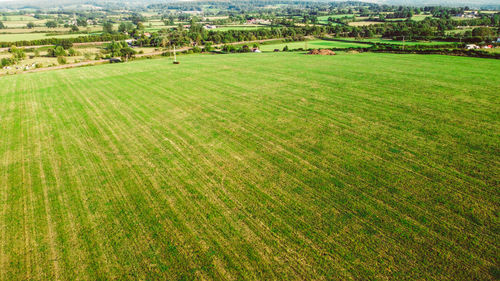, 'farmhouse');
455,11,478,18
466,44,479,50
